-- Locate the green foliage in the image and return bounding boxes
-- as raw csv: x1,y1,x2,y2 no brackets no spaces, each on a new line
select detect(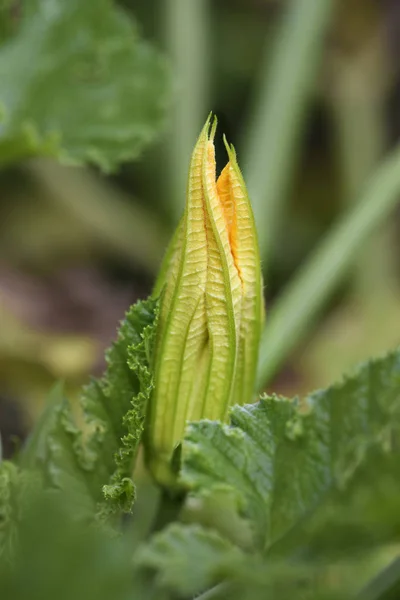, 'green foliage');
0,0,16,43
135,348,400,598
3,1,400,598
182,350,400,551
0,0,170,170
2,312,400,598
138,521,368,600
0,461,39,558
20,297,158,515
0,490,158,600
135,523,245,597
